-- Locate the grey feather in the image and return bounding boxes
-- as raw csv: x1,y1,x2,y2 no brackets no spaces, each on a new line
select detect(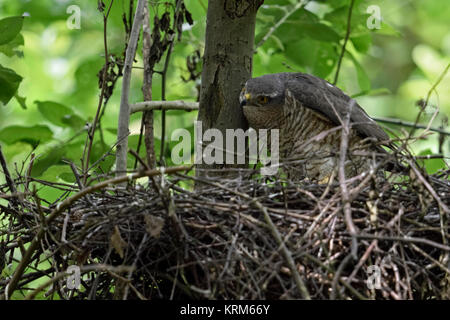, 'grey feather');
246,72,389,141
